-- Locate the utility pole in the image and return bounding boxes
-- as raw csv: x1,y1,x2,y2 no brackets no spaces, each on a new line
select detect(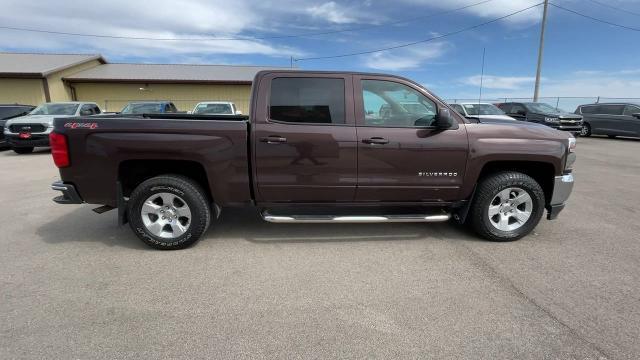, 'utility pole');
479,47,486,105
533,0,549,102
